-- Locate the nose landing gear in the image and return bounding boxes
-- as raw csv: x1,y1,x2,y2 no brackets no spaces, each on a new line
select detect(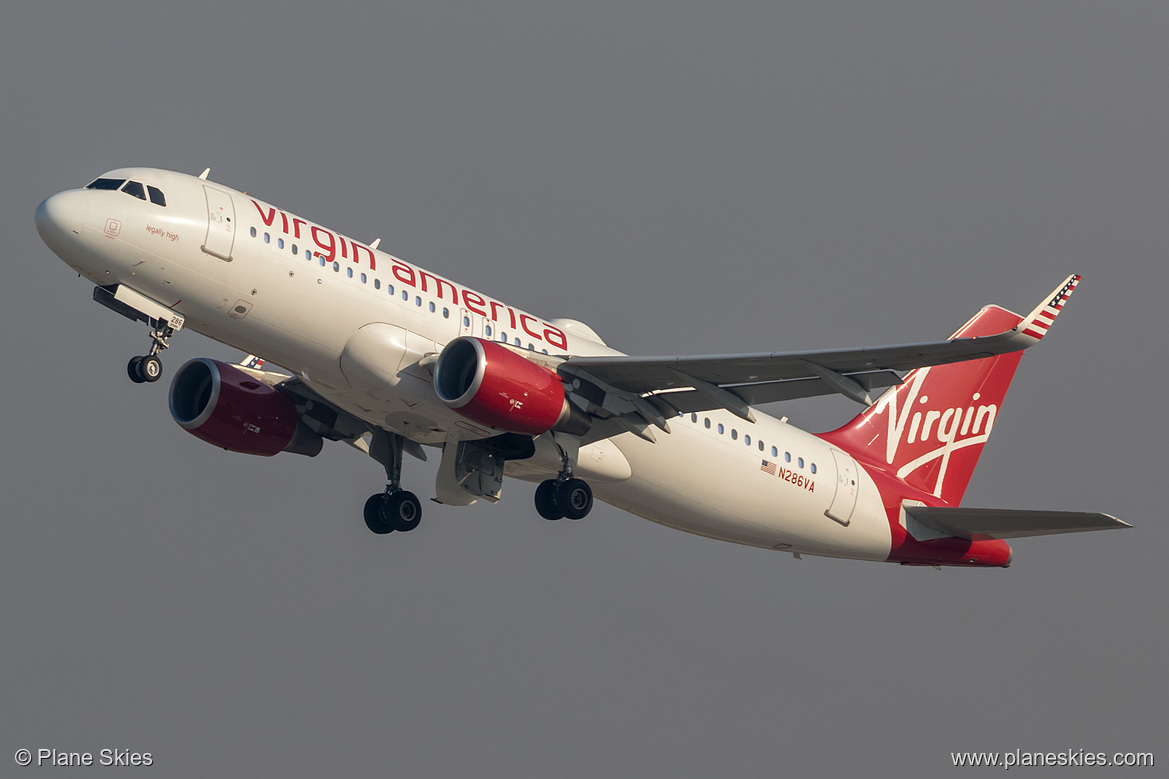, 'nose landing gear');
92,285,184,385
126,325,173,383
